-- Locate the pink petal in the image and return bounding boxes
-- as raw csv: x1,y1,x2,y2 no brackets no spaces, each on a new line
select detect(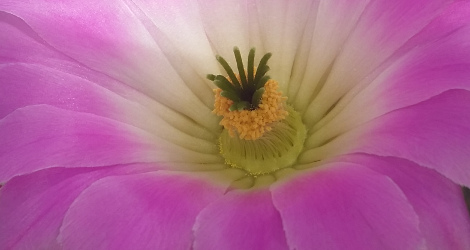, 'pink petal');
0,12,169,120
350,90,470,186
0,1,219,130
0,105,160,182
337,154,470,250
193,190,288,250
0,63,219,154
302,0,453,124
374,1,470,111
308,1,470,144
0,12,148,121
302,90,470,187
271,163,424,250
0,0,155,85
57,172,224,249
0,164,155,249
346,0,453,59
0,11,70,65
0,63,134,119
1,12,221,150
